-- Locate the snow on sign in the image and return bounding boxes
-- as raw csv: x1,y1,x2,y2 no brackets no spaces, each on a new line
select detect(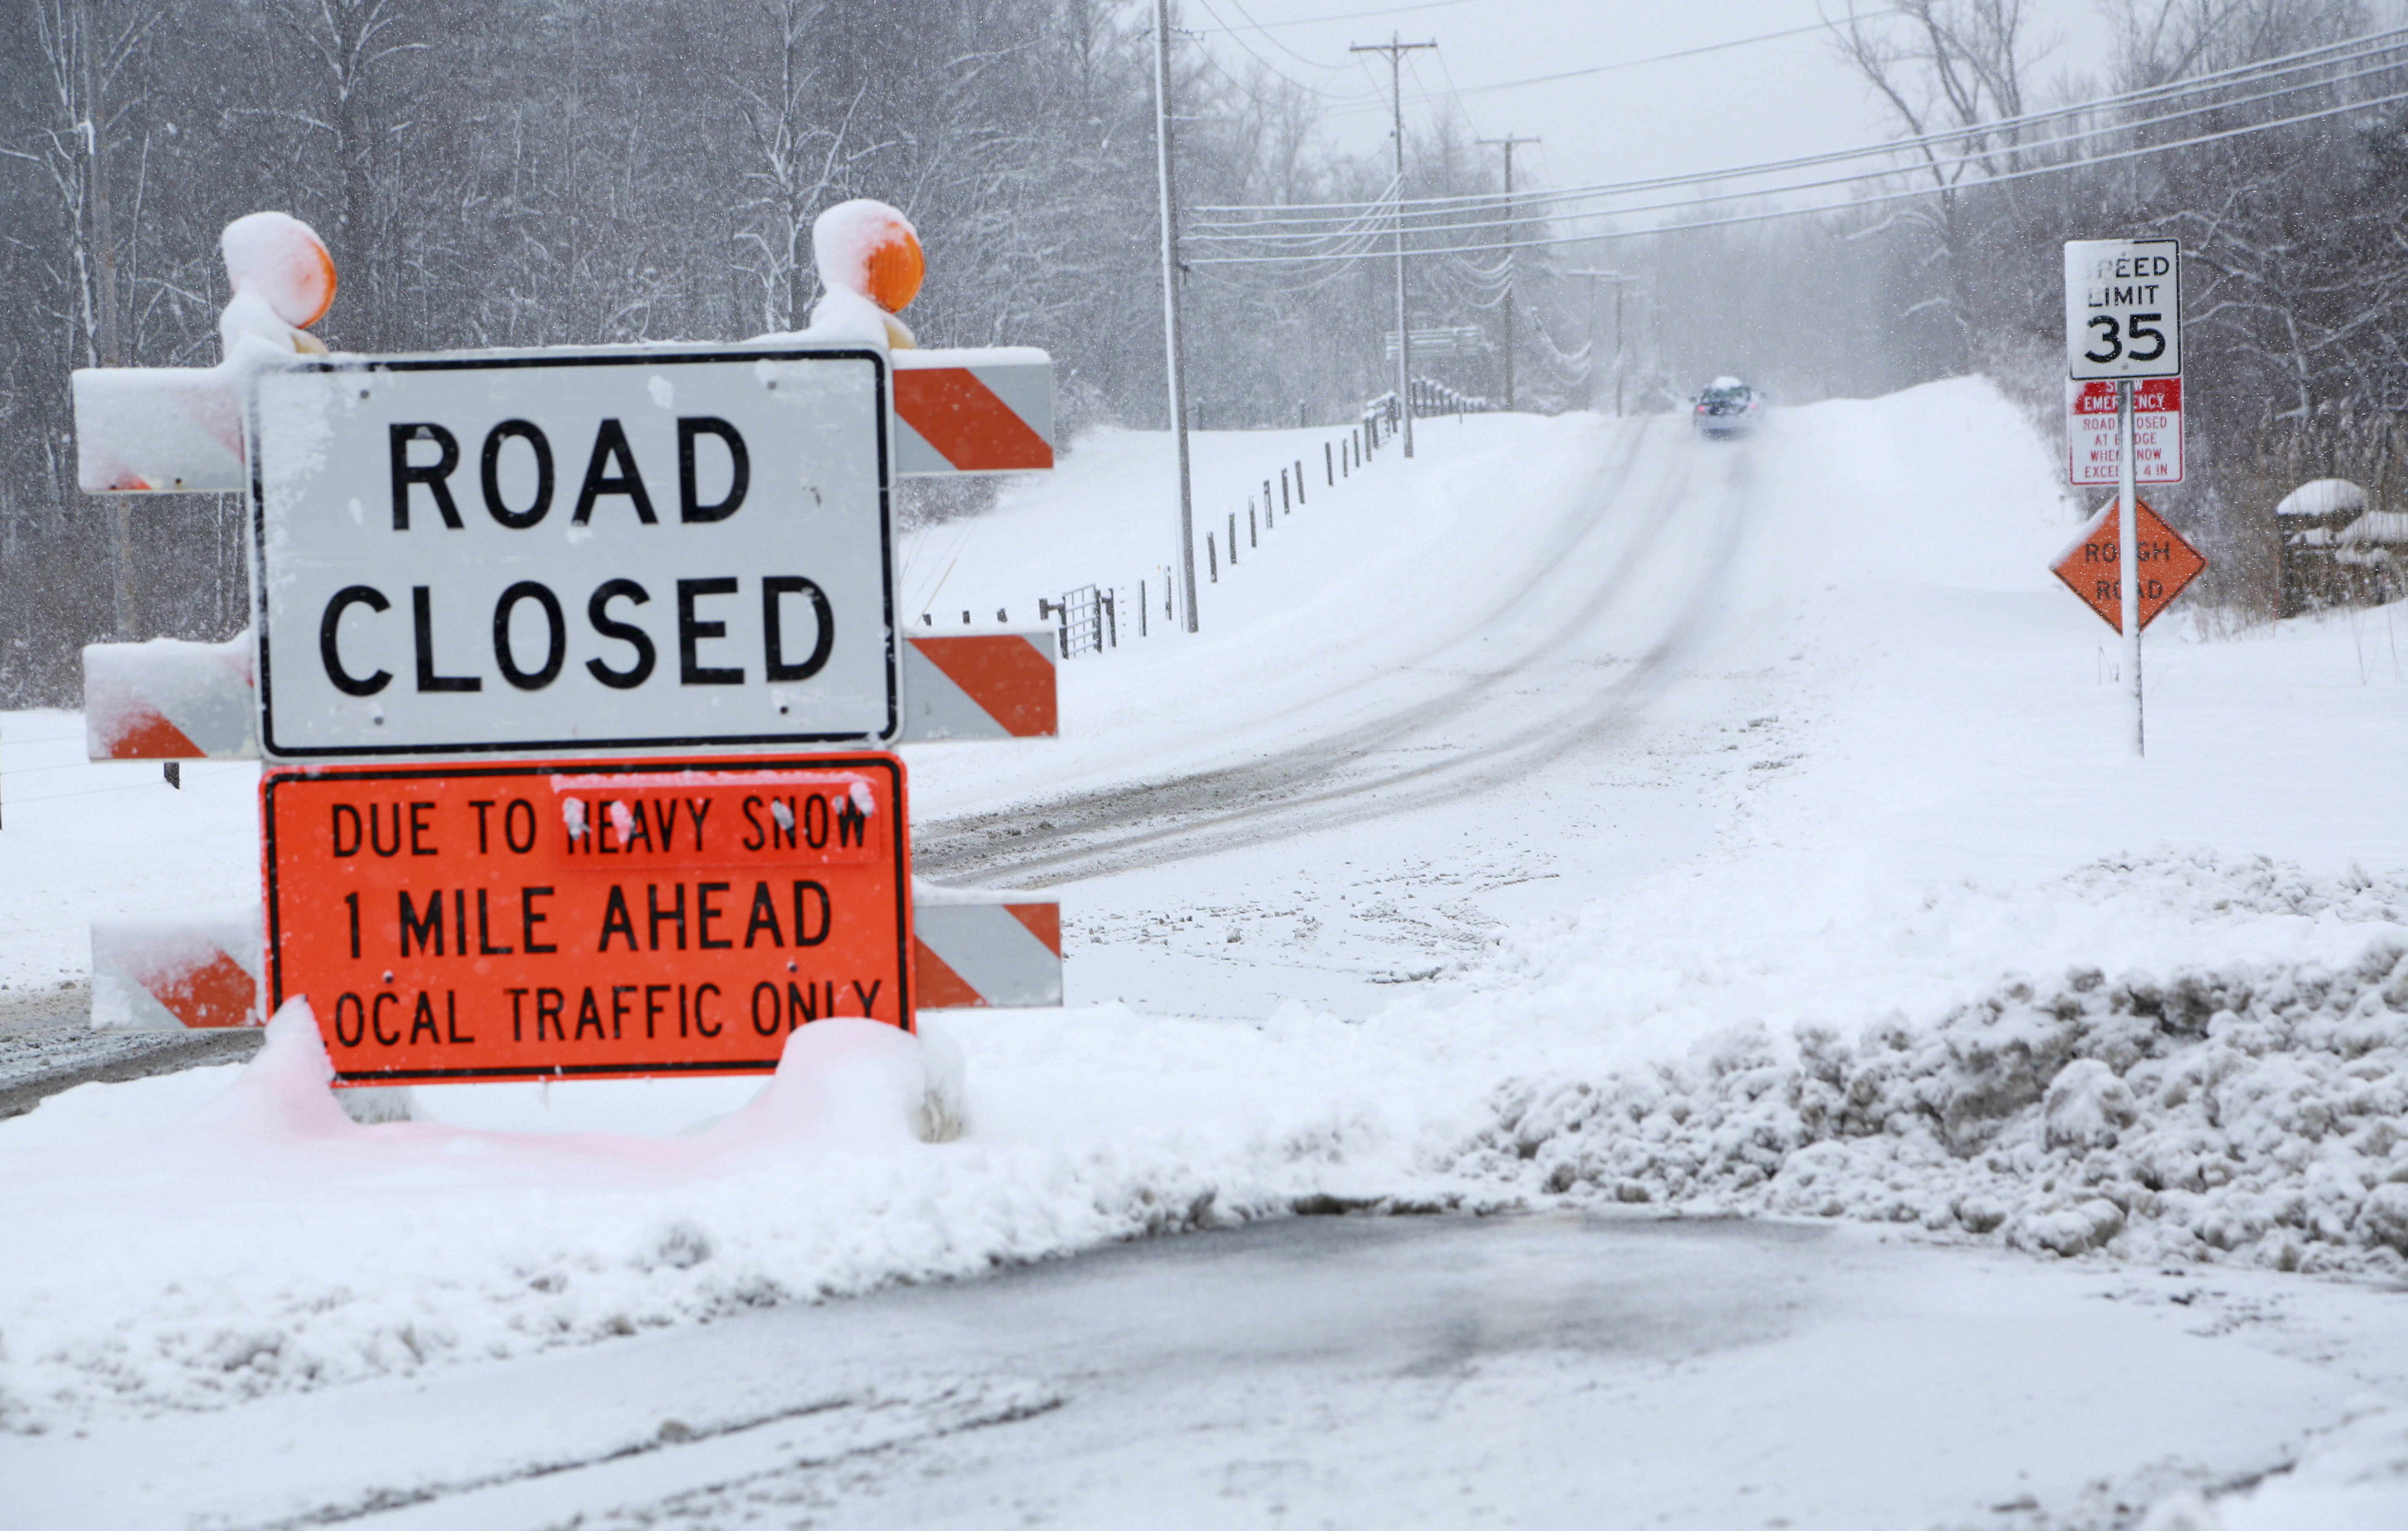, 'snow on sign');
251,348,896,759
2064,238,2180,380
262,755,914,1085
2068,377,2183,486
2051,497,2206,633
